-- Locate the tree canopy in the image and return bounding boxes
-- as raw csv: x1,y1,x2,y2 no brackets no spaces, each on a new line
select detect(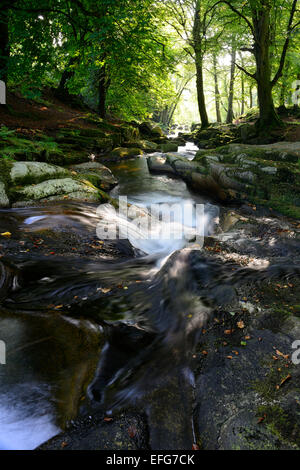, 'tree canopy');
0,0,299,129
